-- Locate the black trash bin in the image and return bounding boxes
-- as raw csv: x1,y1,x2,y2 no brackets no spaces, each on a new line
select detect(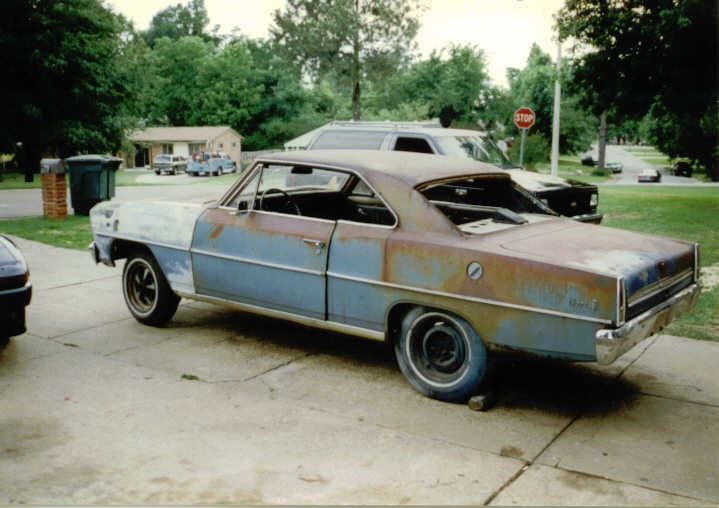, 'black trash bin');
65,155,122,215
